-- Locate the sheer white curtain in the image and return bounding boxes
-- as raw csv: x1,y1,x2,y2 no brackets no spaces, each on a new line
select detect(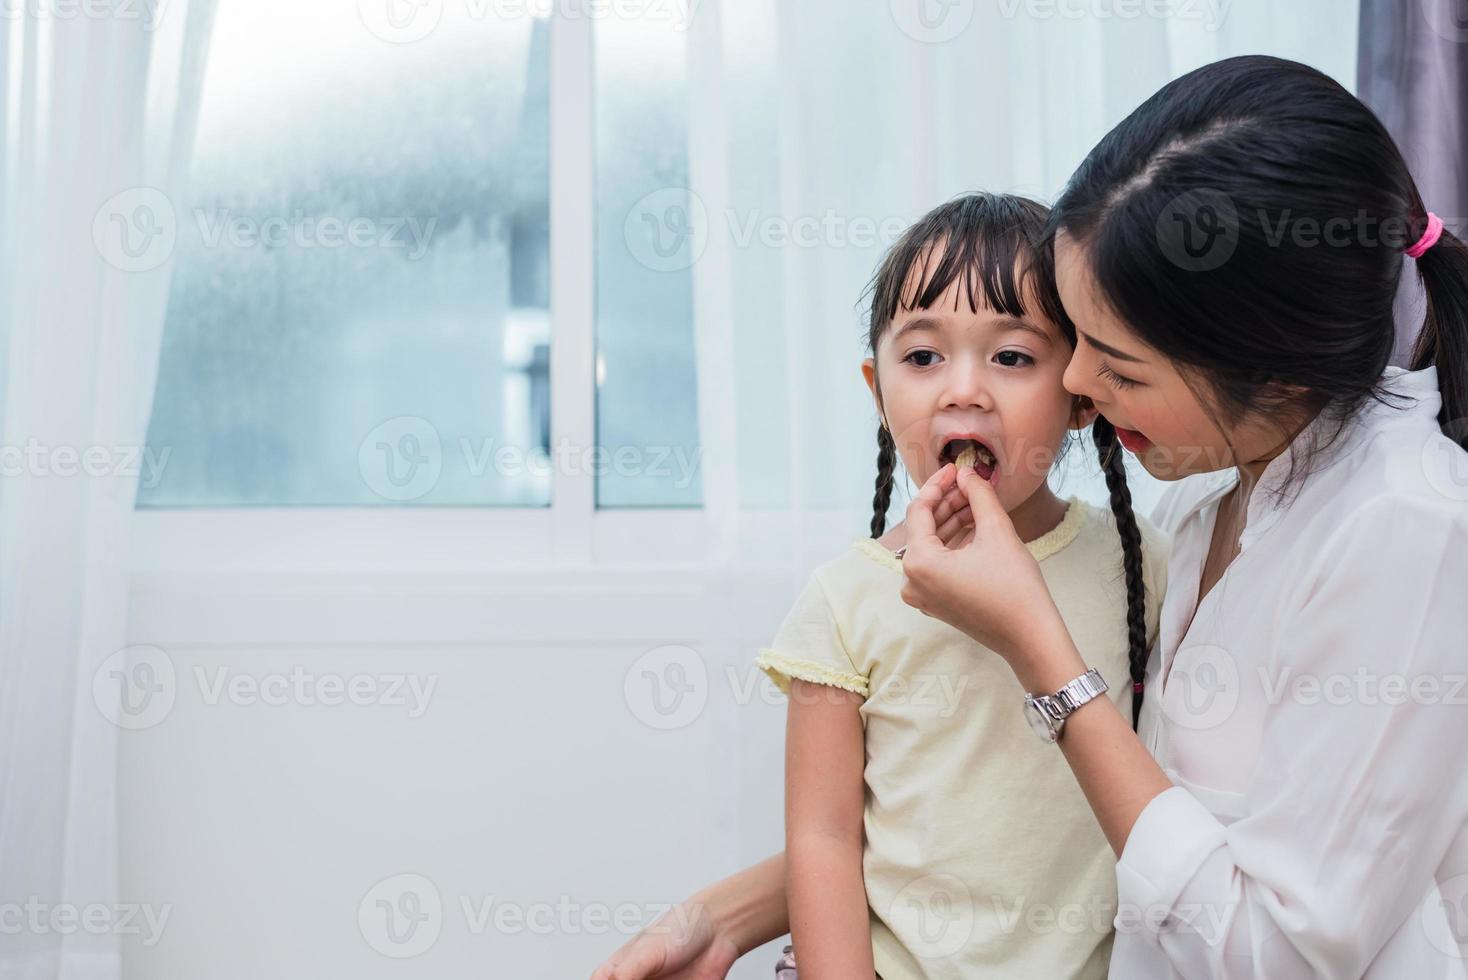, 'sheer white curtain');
686,0,1359,573
0,4,216,978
